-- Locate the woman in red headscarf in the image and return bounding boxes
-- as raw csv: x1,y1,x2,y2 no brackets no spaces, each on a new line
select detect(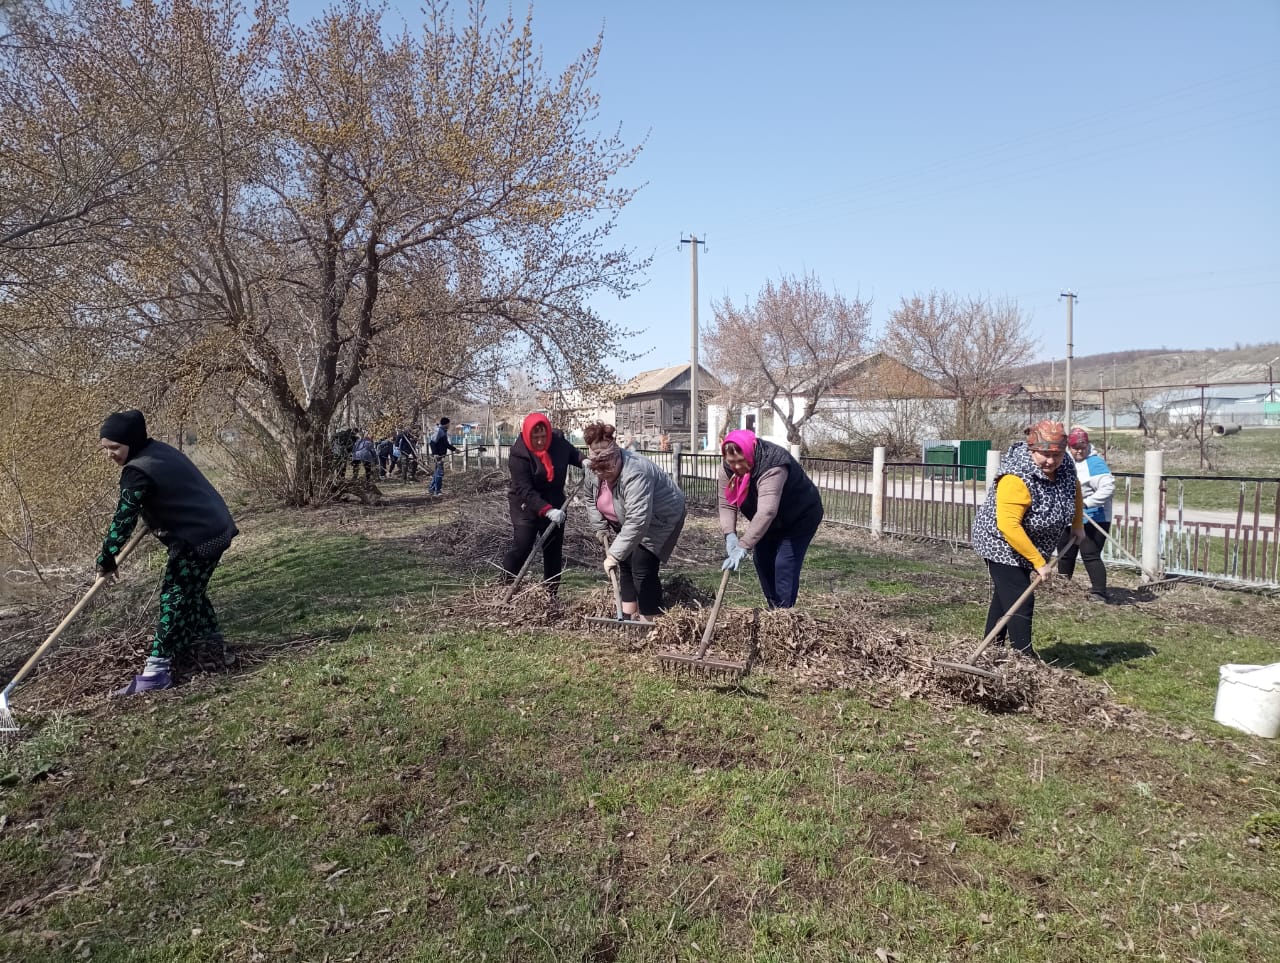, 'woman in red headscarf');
718,429,825,609
502,412,586,599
